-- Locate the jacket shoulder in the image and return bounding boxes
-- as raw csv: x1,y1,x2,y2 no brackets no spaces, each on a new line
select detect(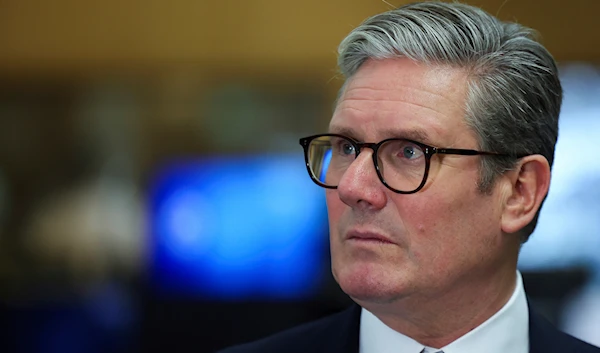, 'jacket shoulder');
216,305,359,353
529,306,600,353
552,330,600,353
